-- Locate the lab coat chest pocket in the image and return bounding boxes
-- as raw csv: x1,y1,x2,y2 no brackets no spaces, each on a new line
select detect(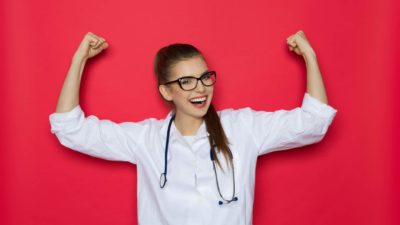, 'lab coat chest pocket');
196,149,243,205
